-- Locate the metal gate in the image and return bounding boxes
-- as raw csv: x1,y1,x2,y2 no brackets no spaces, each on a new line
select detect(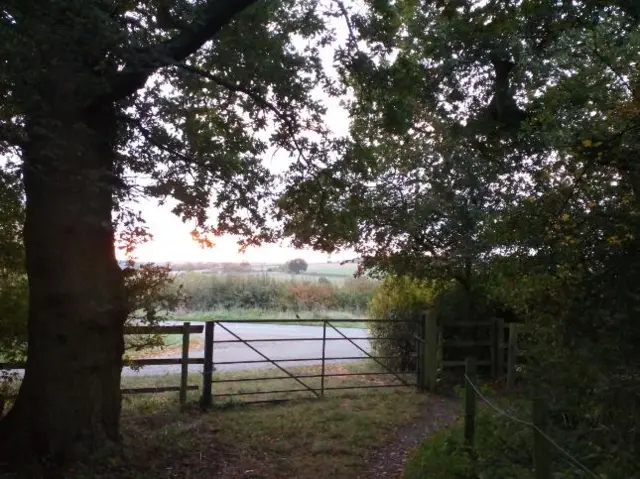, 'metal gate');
198,318,422,407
